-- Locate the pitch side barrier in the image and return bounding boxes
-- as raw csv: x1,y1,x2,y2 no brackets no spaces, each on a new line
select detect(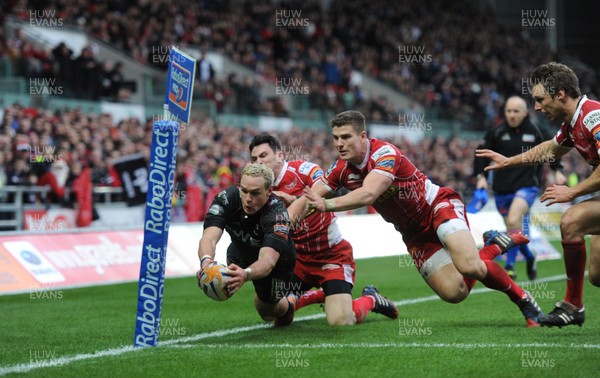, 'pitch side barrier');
0,210,561,297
